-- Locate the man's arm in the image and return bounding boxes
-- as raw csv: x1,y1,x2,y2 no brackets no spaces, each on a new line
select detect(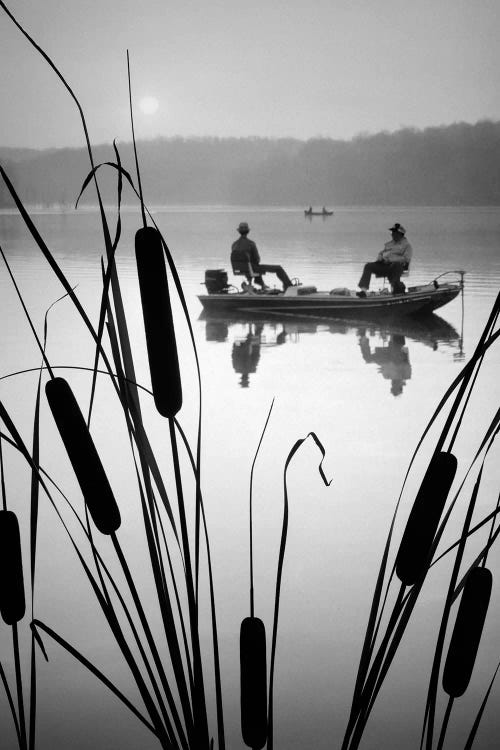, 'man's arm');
402,241,413,263
249,241,261,265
